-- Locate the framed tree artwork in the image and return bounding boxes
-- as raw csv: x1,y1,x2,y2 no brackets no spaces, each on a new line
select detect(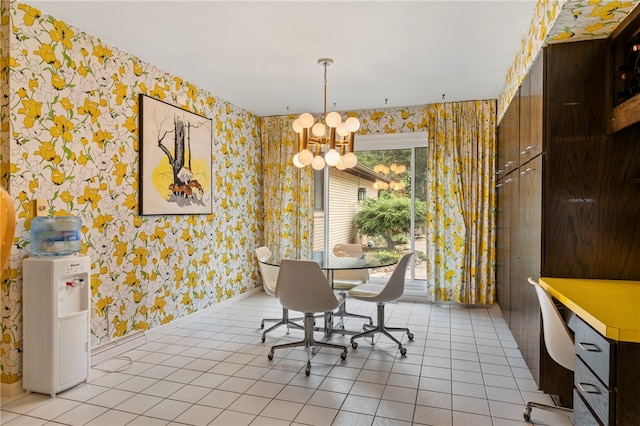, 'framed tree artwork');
138,94,212,215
